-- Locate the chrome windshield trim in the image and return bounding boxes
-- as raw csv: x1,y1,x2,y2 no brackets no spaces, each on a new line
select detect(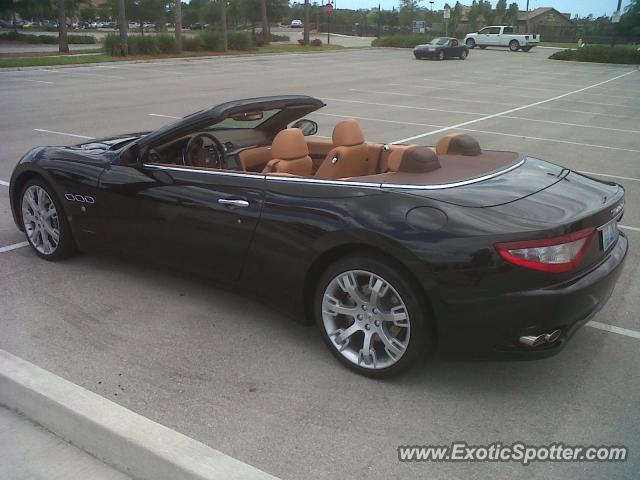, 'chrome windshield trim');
143,157,526,190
